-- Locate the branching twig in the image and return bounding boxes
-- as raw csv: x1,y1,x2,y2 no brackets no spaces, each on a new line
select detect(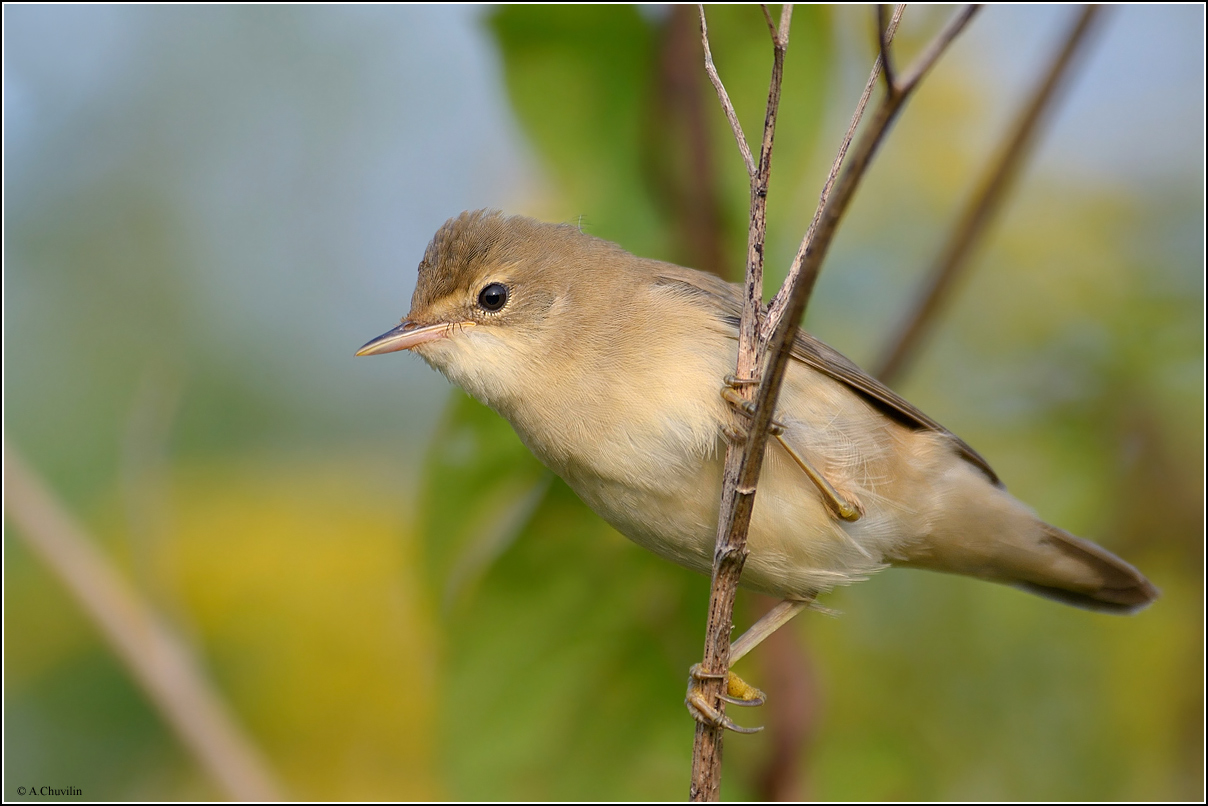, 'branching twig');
4,445,283,801
760,4,777,40
699,7,756,178
874,5,1104,384
690,4,791,801
692,6,979,801
764,4,904,338
766,5,980,353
